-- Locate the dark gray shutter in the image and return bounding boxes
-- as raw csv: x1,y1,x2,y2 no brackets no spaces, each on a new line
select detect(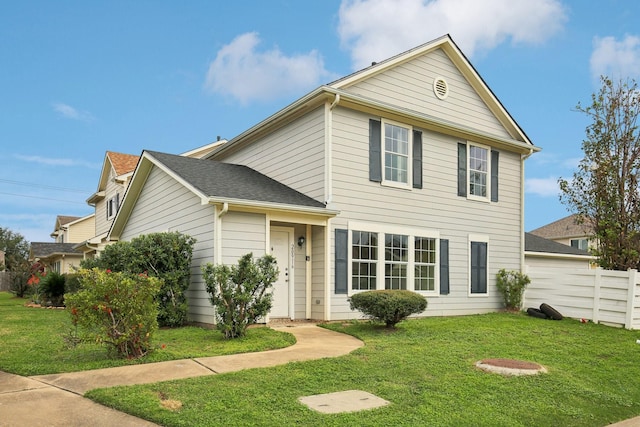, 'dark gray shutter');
116,192,120,211
335,229,348,294
412,130,423,189
491,150,499,202
439,239,449,295
470,241,487,294
369,119,382,182
457,143,467,197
